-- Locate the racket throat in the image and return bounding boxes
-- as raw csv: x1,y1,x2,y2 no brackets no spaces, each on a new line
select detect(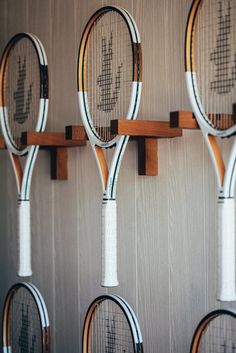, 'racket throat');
94,146,108,192
207,135,225,188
